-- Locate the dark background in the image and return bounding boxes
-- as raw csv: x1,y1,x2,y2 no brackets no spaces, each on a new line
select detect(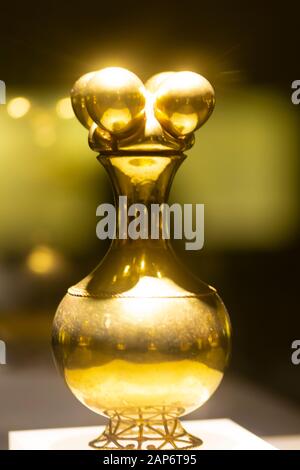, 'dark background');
1,2,298,88
0,0,300,448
